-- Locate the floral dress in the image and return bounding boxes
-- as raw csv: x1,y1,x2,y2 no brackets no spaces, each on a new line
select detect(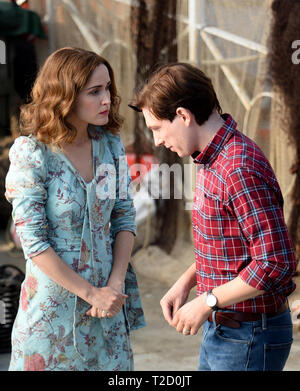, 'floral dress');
5,126,146,371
